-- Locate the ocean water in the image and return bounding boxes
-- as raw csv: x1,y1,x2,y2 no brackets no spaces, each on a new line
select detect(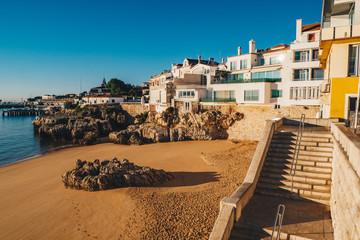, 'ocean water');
0,110,67,166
